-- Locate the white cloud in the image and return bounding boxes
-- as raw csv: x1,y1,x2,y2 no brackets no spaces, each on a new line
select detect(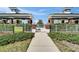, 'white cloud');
0,7,12,13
